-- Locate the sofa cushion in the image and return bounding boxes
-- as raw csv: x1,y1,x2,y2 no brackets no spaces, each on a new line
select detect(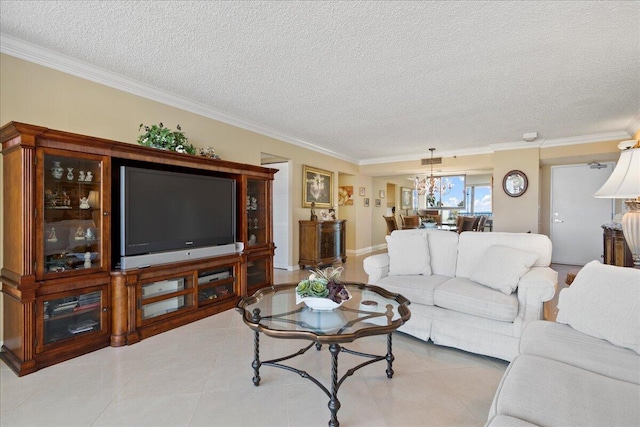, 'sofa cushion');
456,232,552,278
377,274,450,306
491,354,640,427
433,277,518,322
386,232,431,276
556,260,640,354
469,245,538,294
520,321,640,384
